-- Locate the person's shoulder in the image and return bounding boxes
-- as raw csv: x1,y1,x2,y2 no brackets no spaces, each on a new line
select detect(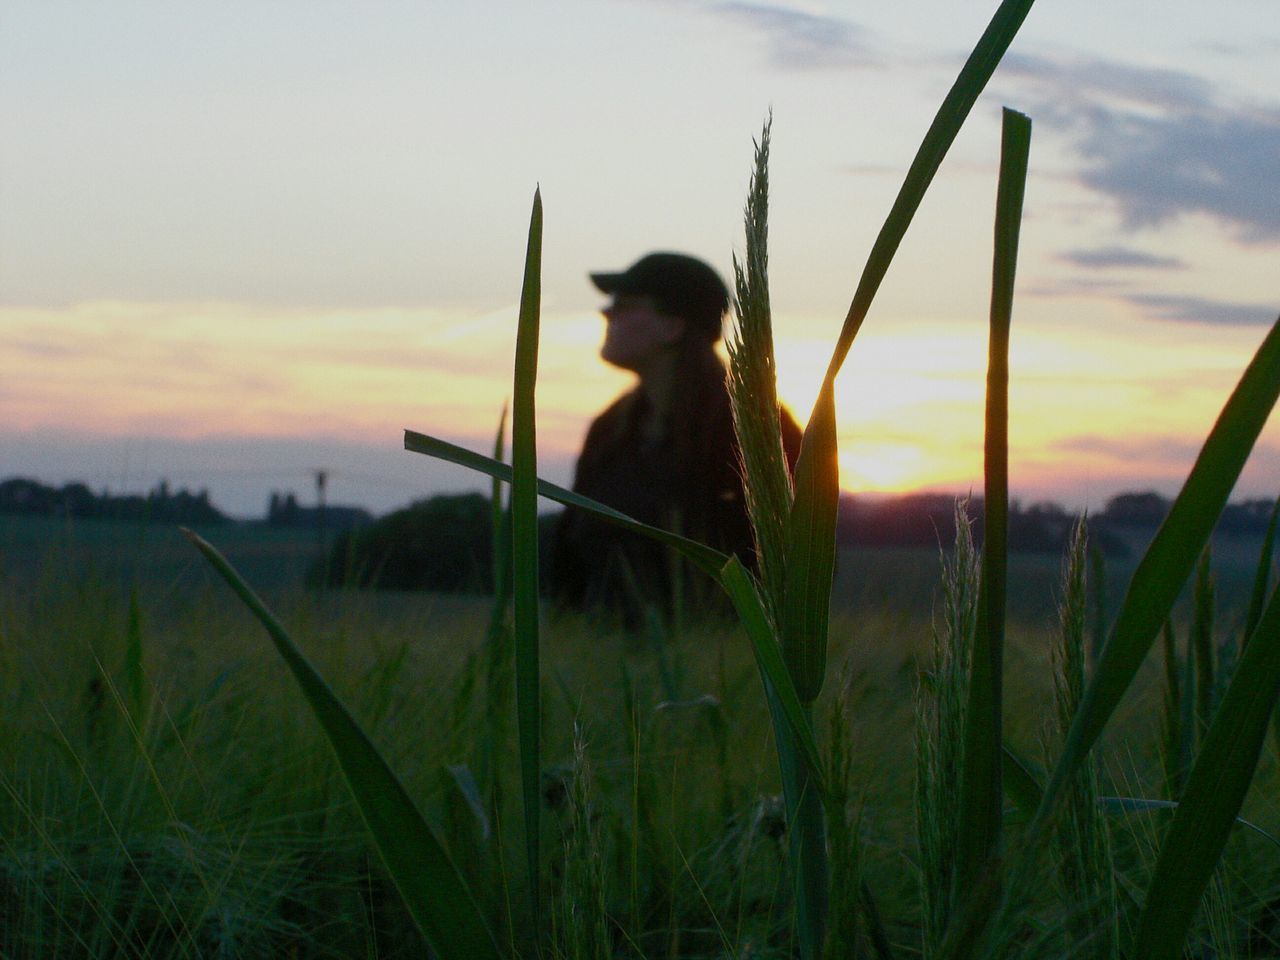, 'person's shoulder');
580,387,641,454
590,388,638,429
